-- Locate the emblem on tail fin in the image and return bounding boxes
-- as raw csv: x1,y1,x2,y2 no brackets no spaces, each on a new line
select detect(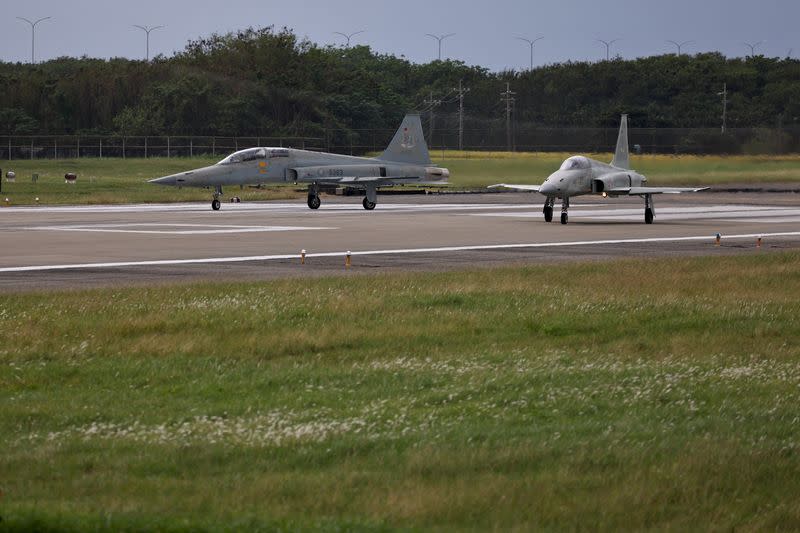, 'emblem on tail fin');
400,128,416,150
